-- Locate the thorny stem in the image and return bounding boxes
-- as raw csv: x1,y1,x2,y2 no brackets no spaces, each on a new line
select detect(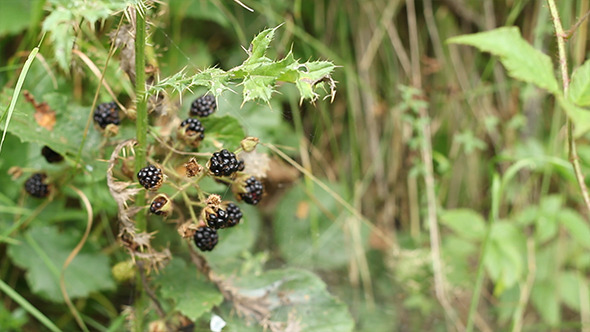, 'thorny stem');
547,0,590,217
134,7,148,231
